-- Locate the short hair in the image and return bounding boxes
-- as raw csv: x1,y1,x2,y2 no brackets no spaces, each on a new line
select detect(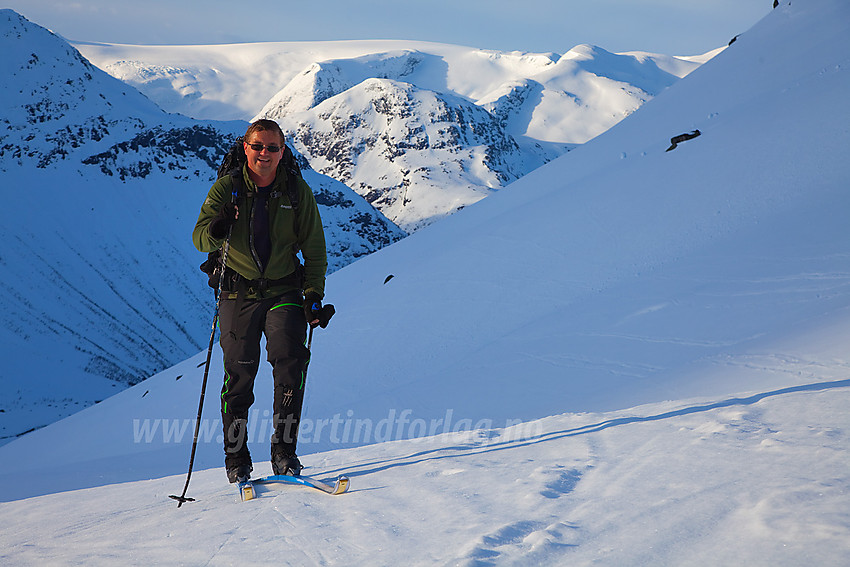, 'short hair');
245,119,285,145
